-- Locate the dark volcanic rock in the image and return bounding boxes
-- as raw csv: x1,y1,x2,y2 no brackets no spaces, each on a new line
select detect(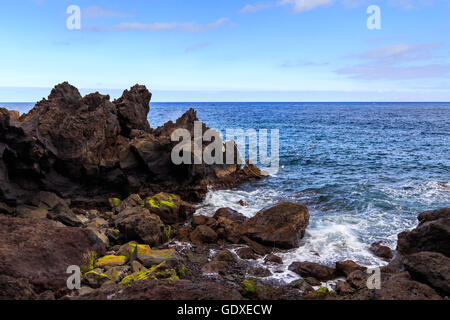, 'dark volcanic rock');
190,225,218,245
369,242,393,260
214,207,247,223
264,254,283,264
143,193,195,224
0,275,37,300
113,84,152,135
243,202,309,249
350,272,441,300
0,215,105,297
397,208,450,257
114,207,165,246
192,215,216,227
0,82,263,207
236,247,257,260
335,260,367,277
288,262,336,281
403,251,450,296
74,279,242,300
